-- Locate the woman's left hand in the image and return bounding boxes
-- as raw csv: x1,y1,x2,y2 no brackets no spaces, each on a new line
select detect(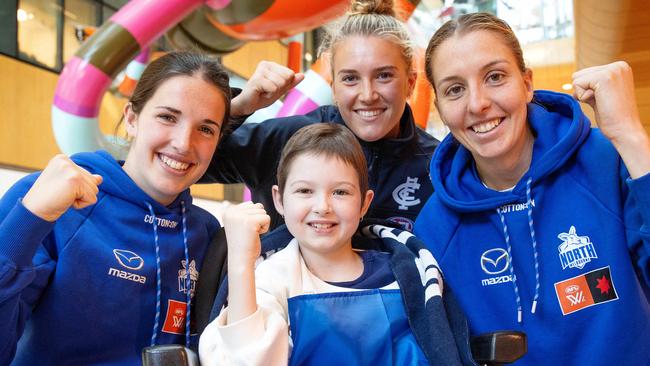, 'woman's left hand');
573,61,650,178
